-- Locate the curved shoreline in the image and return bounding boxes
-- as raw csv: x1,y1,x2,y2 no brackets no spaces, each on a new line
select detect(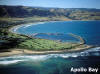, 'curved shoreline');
0,21,92,57
9,21,86,45
9,21,48,34
0,45,93,57
9,20,100,34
